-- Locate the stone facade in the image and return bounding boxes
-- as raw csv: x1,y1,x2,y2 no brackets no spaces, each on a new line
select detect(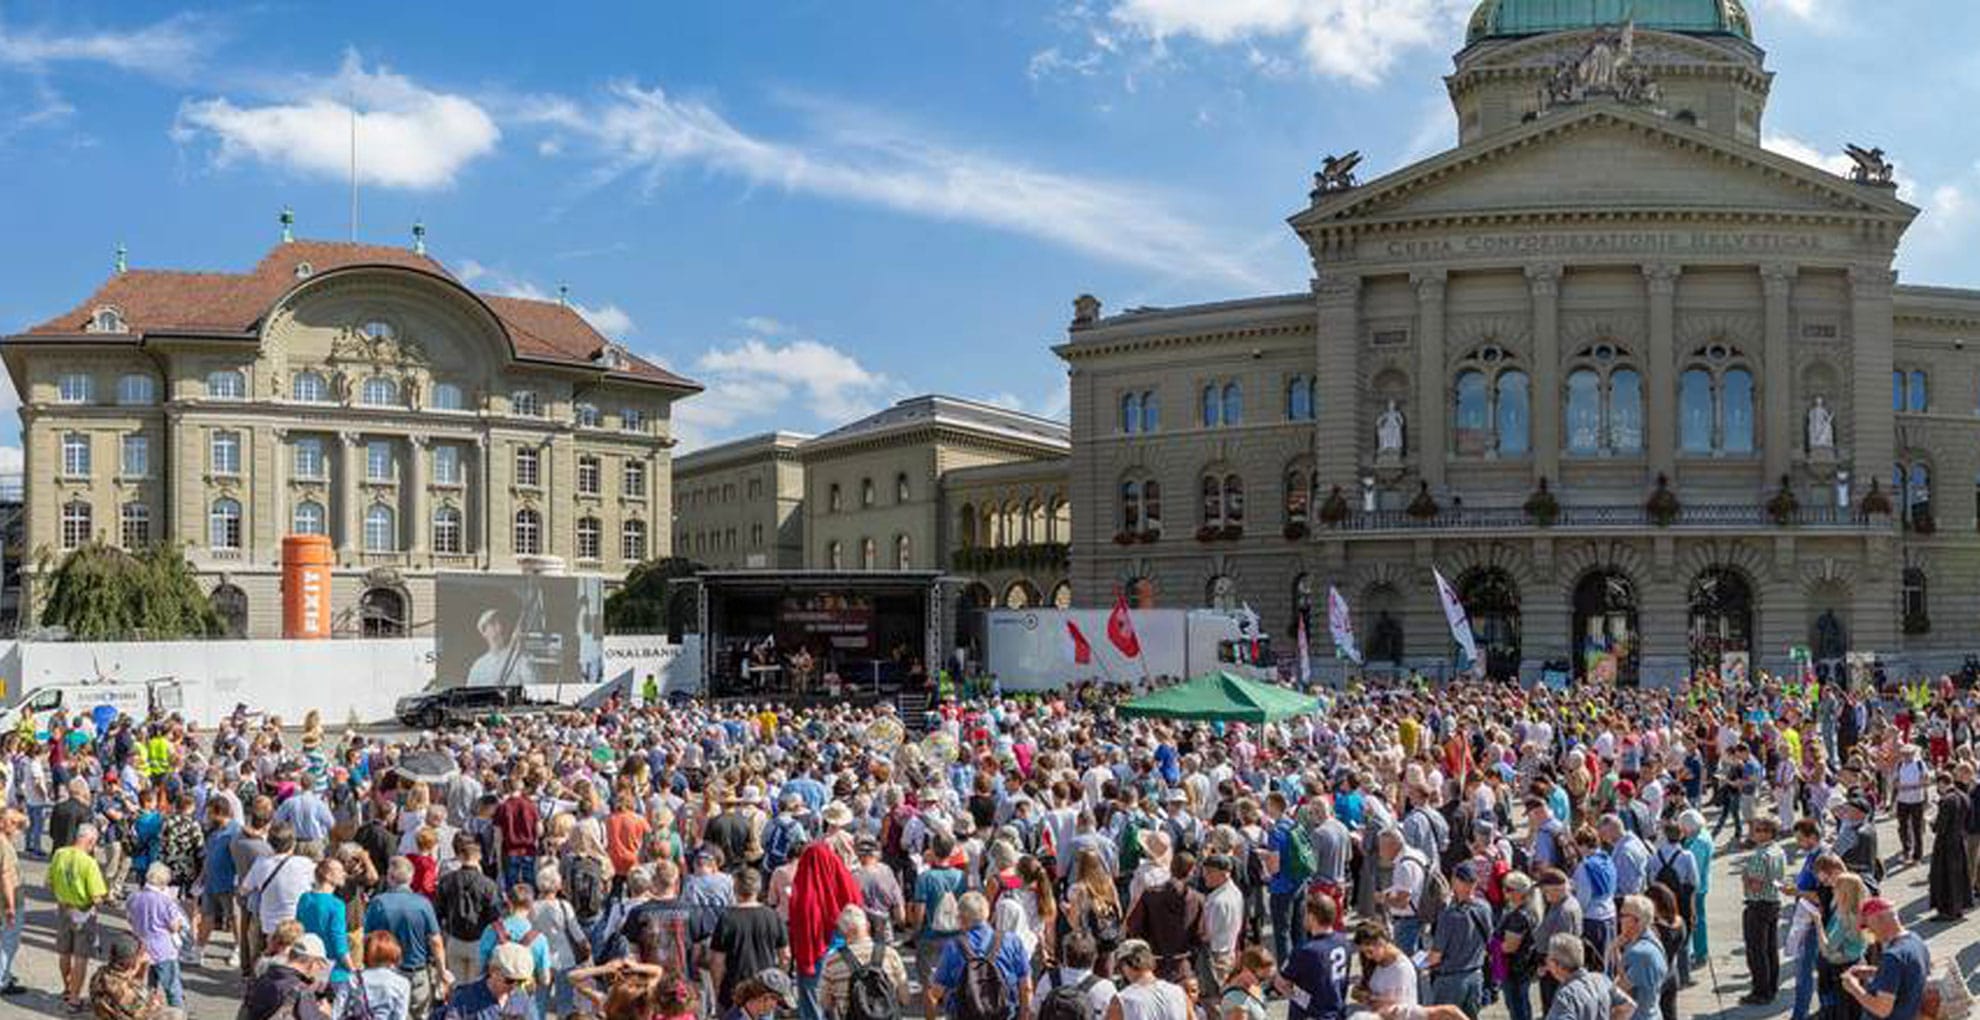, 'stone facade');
1058,15,1977,684
3,239,700,638
671,432,809,569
